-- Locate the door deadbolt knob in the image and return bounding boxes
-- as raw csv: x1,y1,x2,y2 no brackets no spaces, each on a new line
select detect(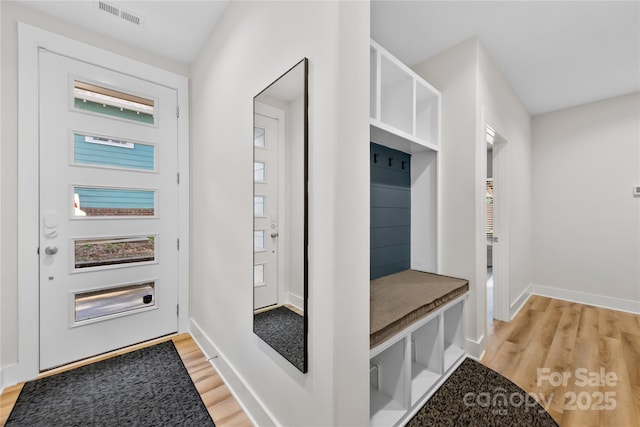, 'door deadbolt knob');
45,246,58,255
